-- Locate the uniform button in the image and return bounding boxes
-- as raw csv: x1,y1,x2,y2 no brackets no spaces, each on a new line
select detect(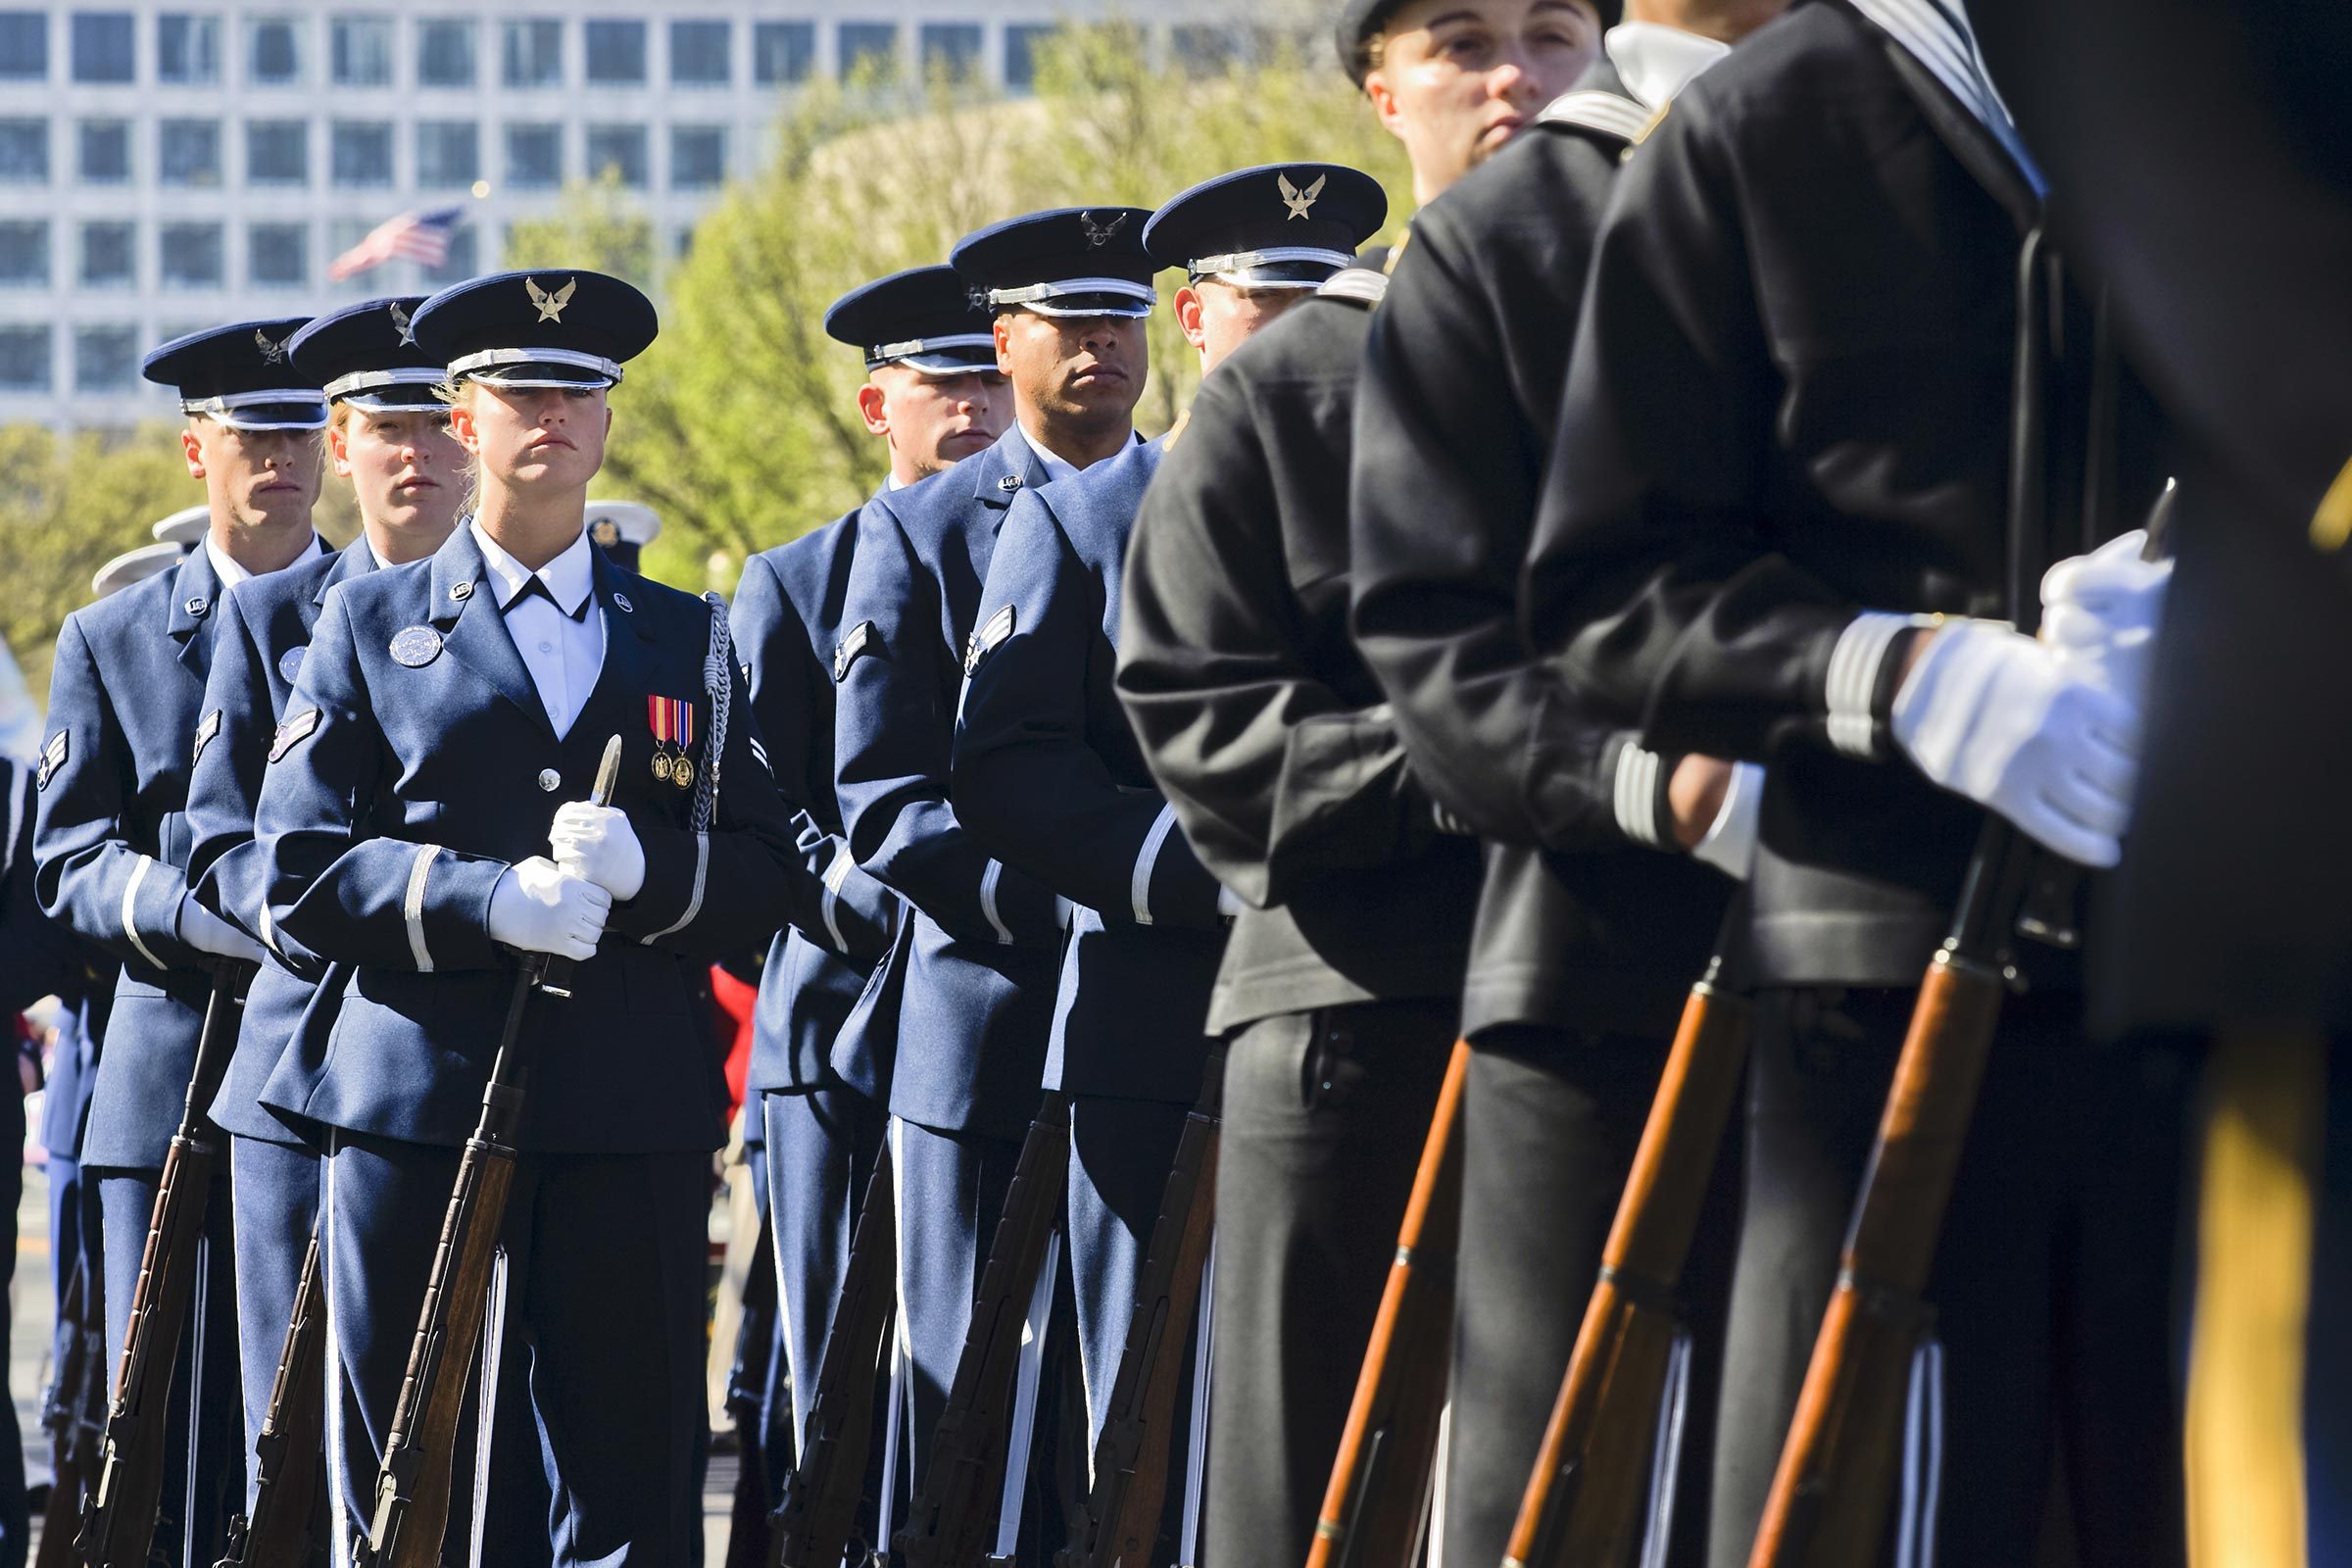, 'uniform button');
537,768,561,792
538,641,554,654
